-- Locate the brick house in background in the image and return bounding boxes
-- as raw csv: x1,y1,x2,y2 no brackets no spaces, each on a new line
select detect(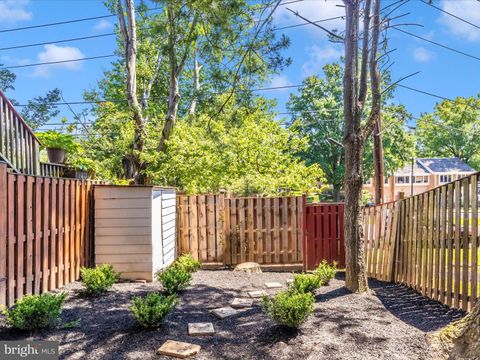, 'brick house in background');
363,158,477,203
